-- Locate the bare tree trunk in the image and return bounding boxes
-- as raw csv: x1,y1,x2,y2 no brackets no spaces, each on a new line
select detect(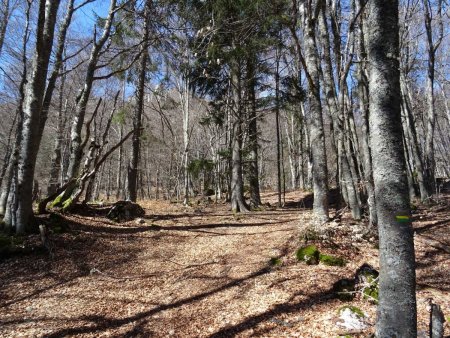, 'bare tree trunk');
230,59,249,213
367,0,417,335
1,2,31,220
47,81,68,195
246,56,261,208
128,0,151,202
318,2,359,219
116,124,123,200
0,0,10,56
4,0,61,234
275,51,282,207
356,2,377,225
301,0,329,221
422,0,443,198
